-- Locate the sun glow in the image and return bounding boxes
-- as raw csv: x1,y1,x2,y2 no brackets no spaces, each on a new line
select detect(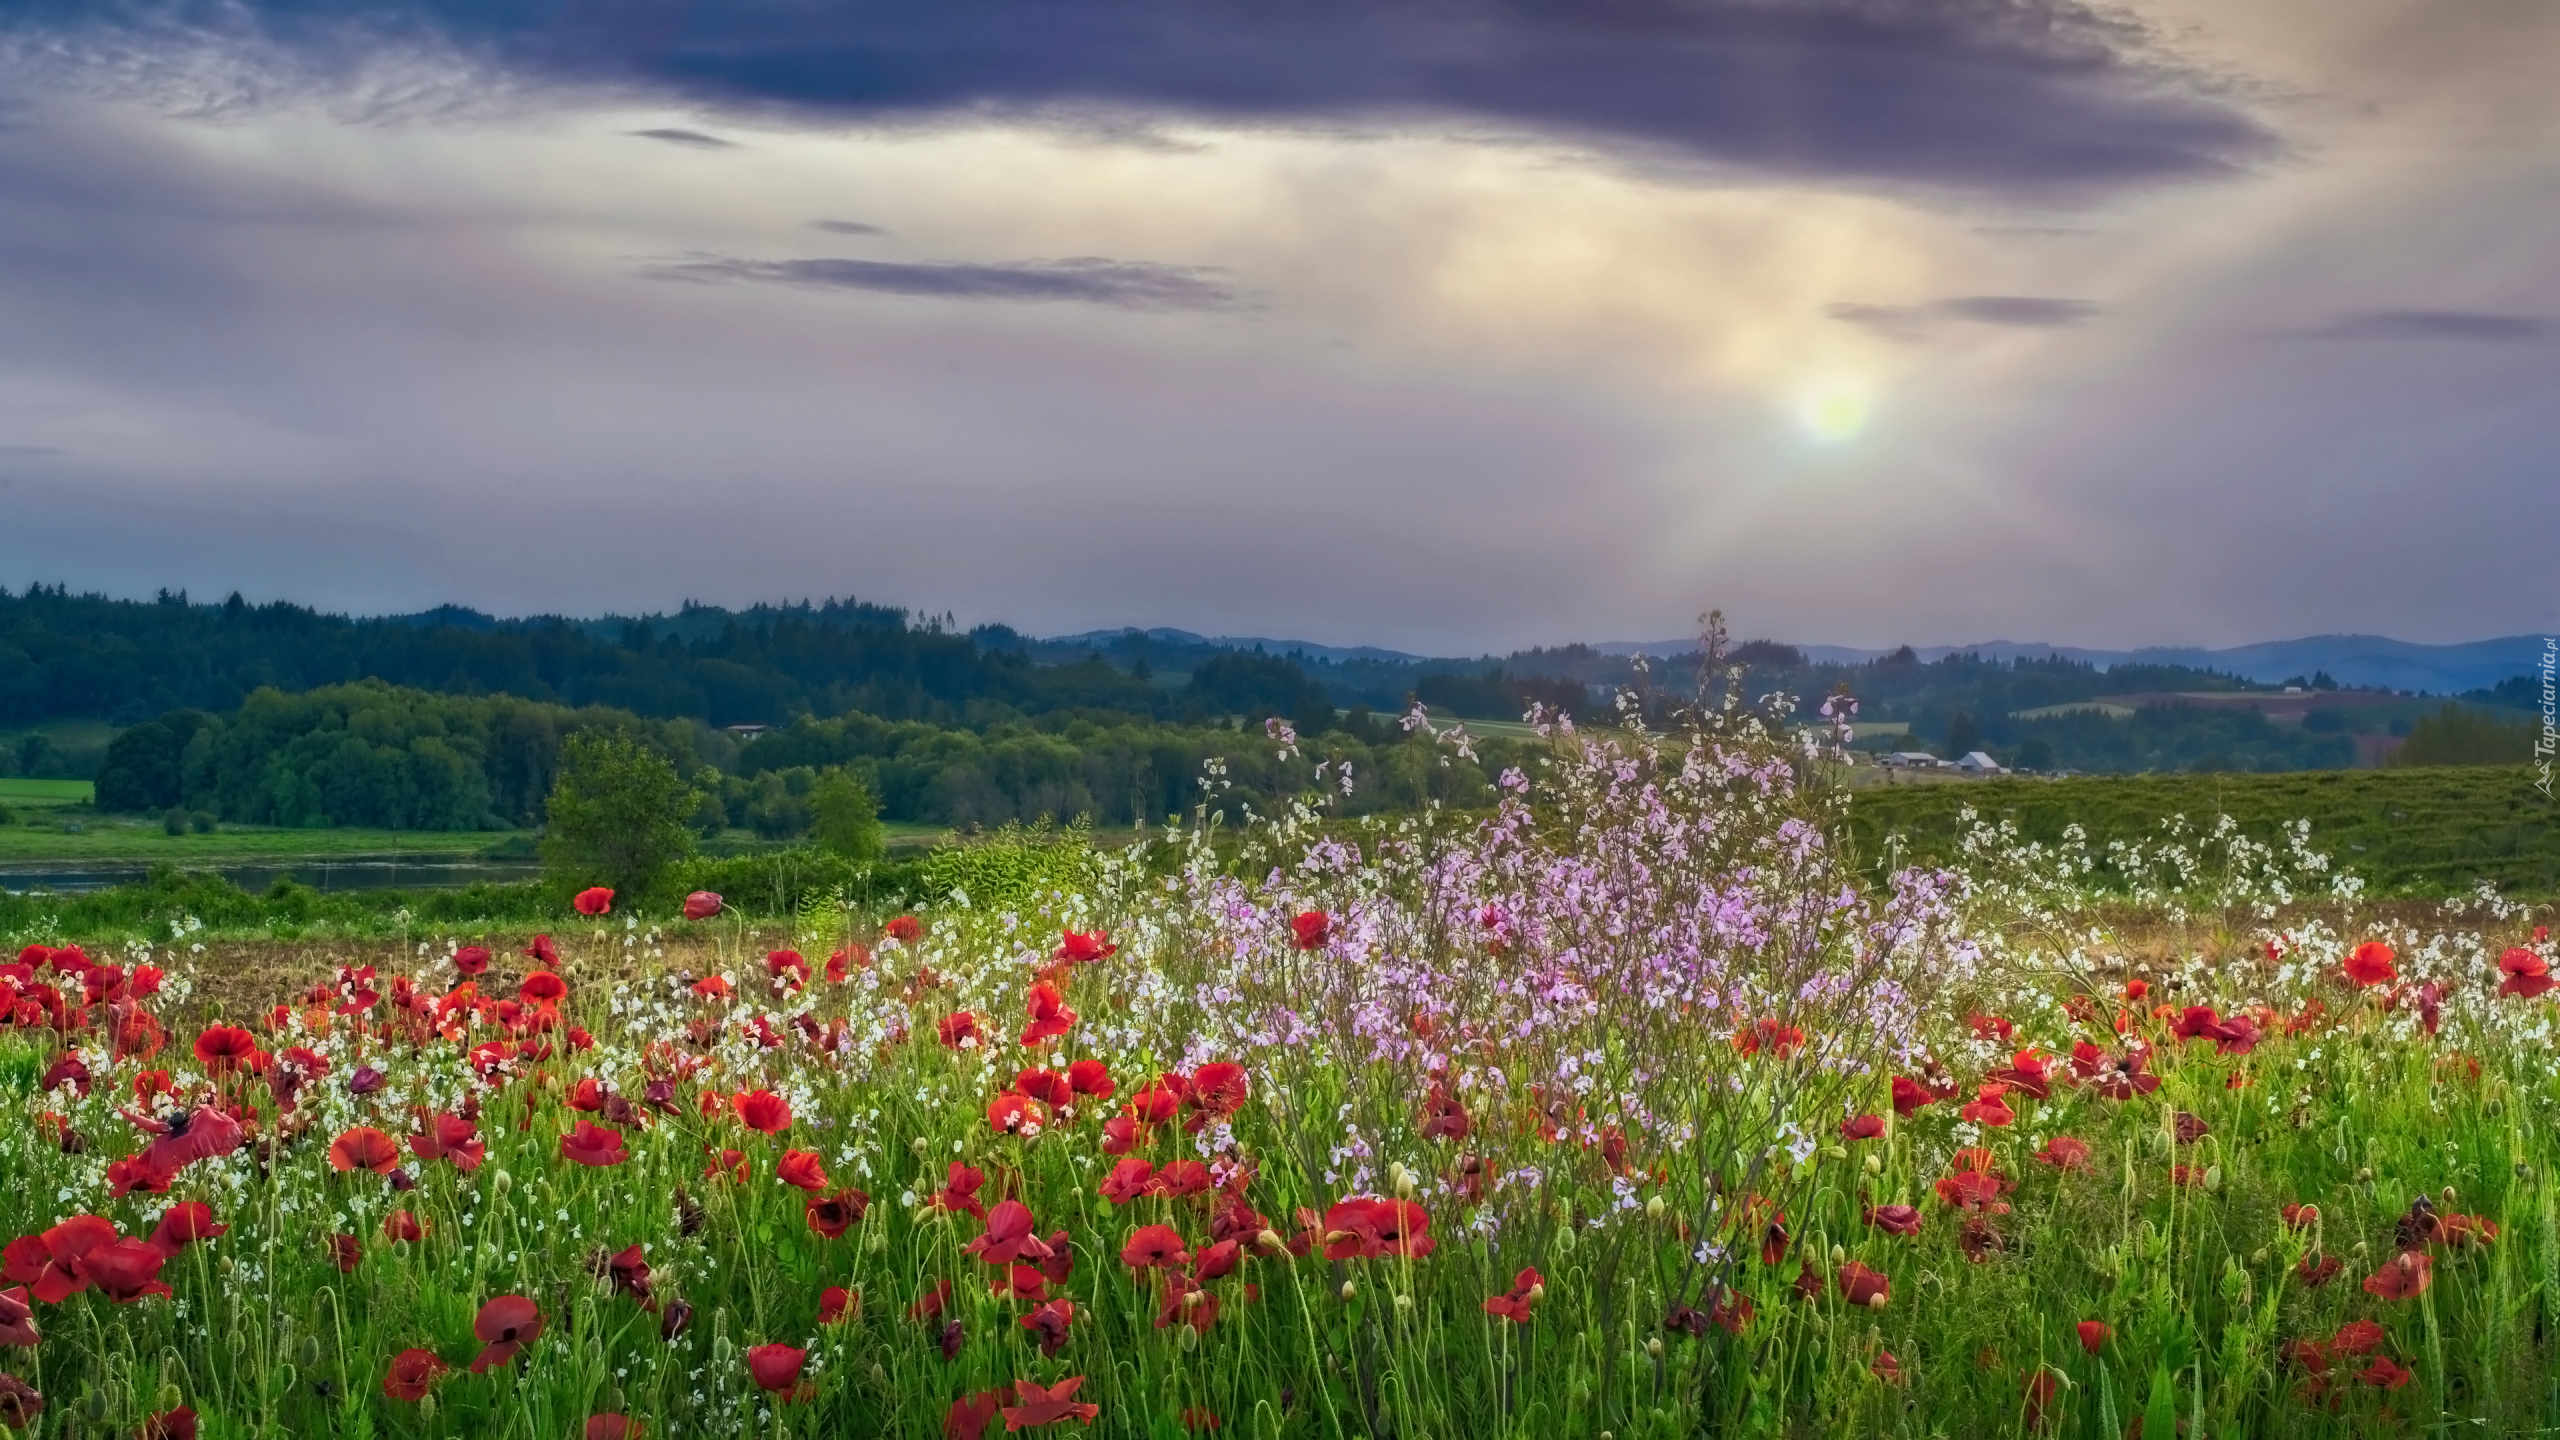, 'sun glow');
1794,377,1874,443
